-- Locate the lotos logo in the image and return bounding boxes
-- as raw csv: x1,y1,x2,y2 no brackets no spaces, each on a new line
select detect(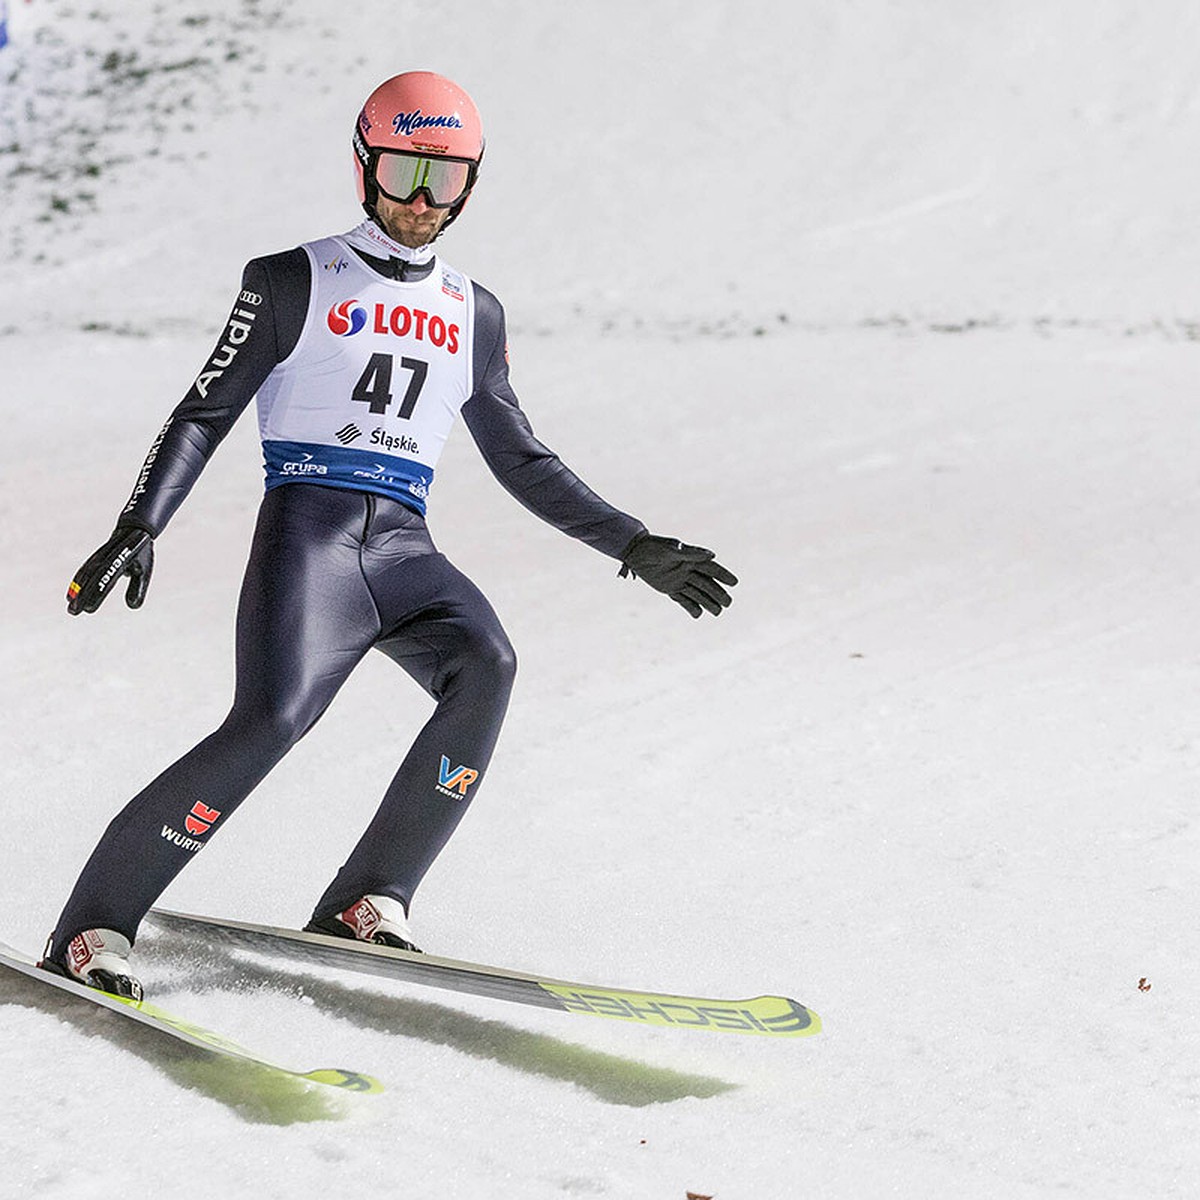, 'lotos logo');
436,755,479,799
327,299,368,336
392,109,464,138
328,299,461,353
367,303,460,352
184,801,222,836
